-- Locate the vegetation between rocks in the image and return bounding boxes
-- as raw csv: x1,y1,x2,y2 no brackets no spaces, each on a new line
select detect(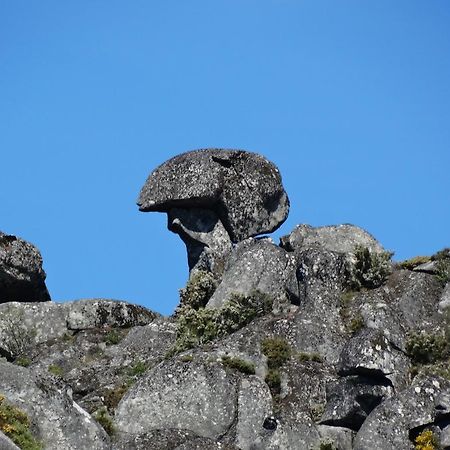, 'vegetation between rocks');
414,428,438,450
433,248,450,285
93,407,115,436
168,290,273,356
349,245,393,290
0,394,42,450
261,337,291,394
221,355,255,375
406,331,449,365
